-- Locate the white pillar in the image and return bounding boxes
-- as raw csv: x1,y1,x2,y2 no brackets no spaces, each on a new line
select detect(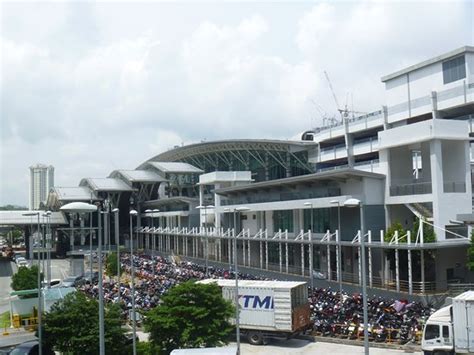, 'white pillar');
368,230,373,288
336,230,340,283
260,239,263,270
279,230,282,273
285,233,289,274
301,231,305,277
395,231,400,292
358,231,362,286
247,240,251,268
265,233,269,270
408,231,413,295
